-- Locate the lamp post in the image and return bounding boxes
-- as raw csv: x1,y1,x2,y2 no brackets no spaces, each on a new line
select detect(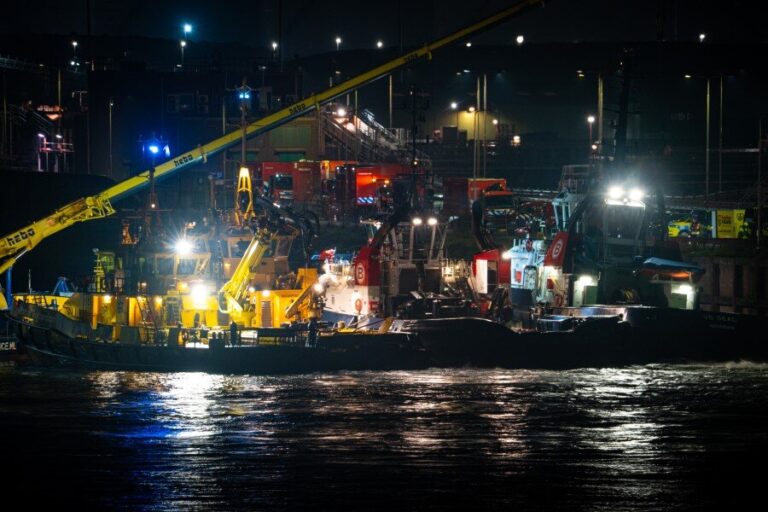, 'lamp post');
180,23,192,67
236,81,252,171
577,71,604,154
706,77,711,200
180,40,187,67
450,101,459,127
335,37,342,52
587,115,595,162
108,99,114,178
685,73,723,199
